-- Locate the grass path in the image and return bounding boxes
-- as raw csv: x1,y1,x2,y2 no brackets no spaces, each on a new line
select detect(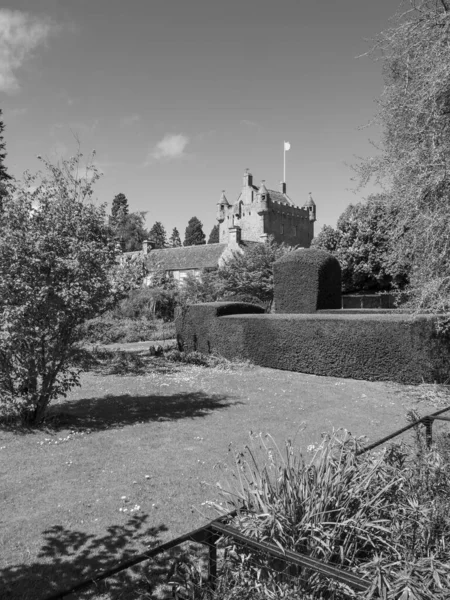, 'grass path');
1,358,448,599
